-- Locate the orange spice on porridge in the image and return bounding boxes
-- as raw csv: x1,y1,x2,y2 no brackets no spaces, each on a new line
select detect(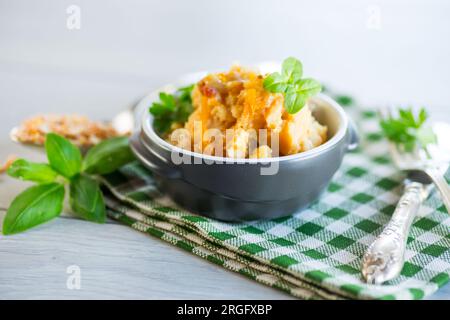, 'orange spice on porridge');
168,66,327,158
